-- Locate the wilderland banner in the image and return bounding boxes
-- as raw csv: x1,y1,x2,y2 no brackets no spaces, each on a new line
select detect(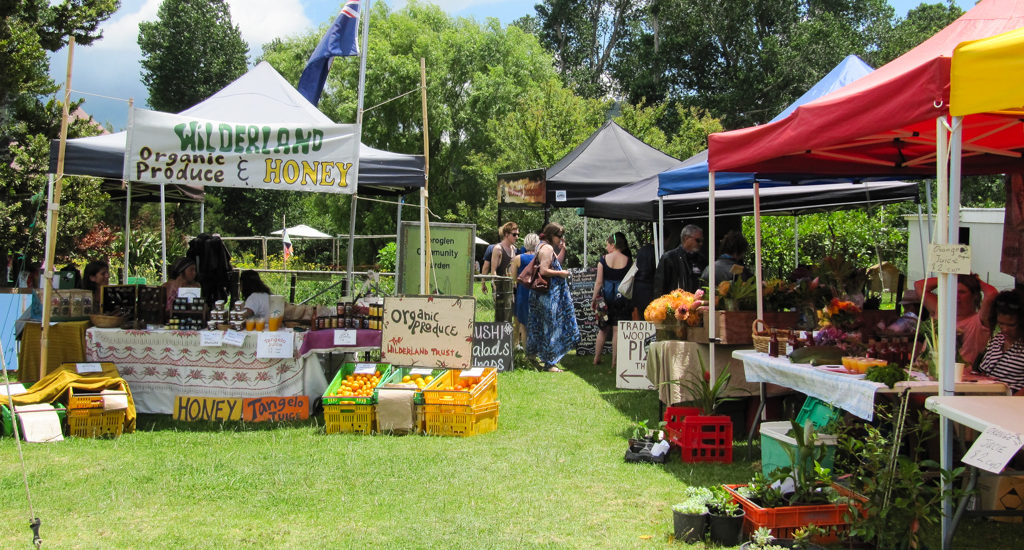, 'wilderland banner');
125,108,359,193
